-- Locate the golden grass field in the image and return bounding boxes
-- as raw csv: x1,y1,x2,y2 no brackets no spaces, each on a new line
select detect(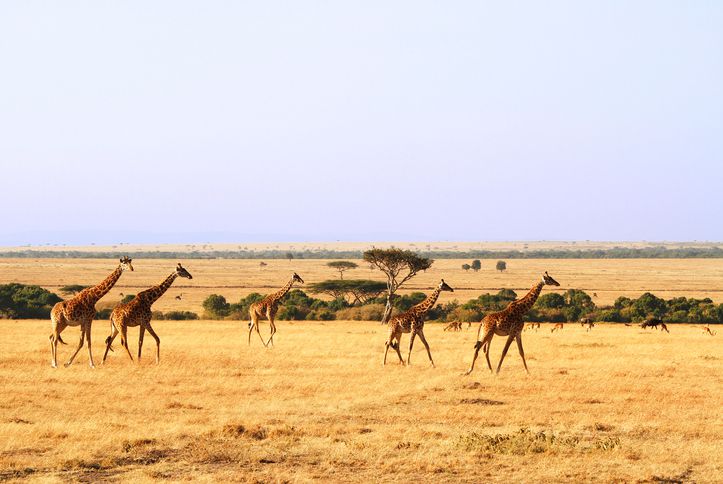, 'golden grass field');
1,254,722,482
0,320,721,482
1,257,722,315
